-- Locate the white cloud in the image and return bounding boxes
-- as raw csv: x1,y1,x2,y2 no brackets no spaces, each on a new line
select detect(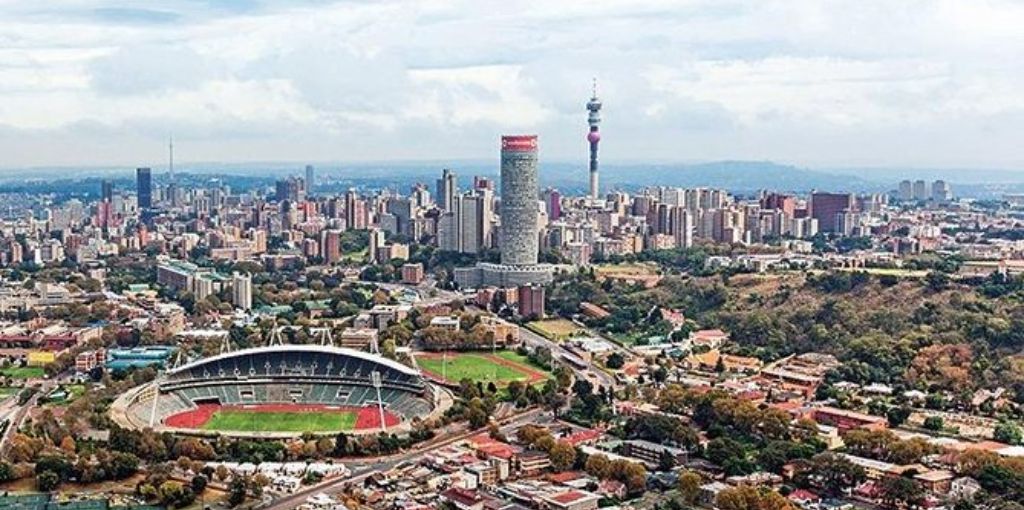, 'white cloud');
0,0,1023,168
